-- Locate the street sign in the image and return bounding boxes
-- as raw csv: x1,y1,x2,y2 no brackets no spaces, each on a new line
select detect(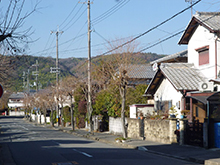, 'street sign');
0,84,3,99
